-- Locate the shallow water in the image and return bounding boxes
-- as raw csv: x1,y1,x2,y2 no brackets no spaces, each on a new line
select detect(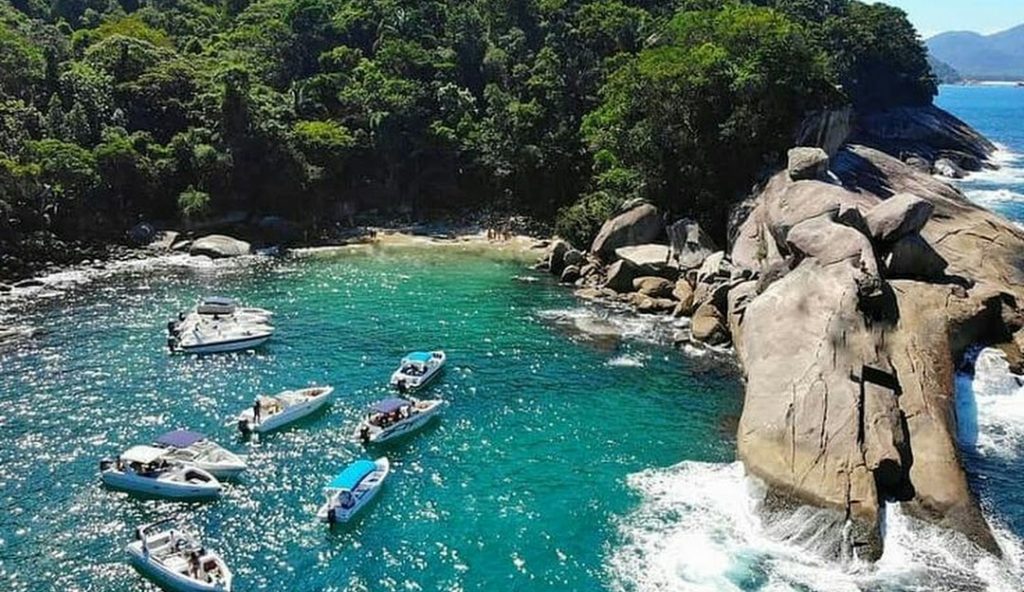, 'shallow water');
0,246,743,591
